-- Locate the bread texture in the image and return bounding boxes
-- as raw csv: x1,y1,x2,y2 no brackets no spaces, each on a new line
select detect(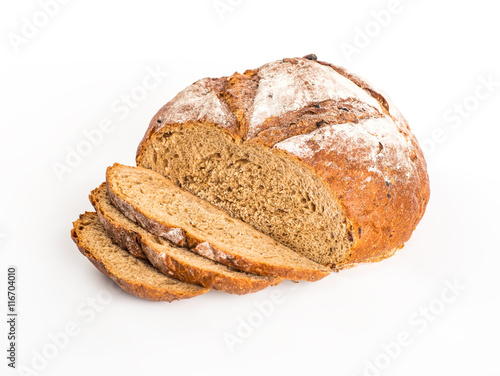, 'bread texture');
71,212,208,301
136,56,430,269
106,163,331,281
89,183,280,294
